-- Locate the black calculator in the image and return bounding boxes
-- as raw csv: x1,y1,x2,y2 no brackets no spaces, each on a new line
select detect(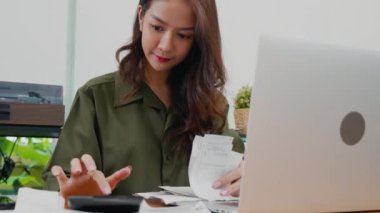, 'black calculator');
68,195,143,213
